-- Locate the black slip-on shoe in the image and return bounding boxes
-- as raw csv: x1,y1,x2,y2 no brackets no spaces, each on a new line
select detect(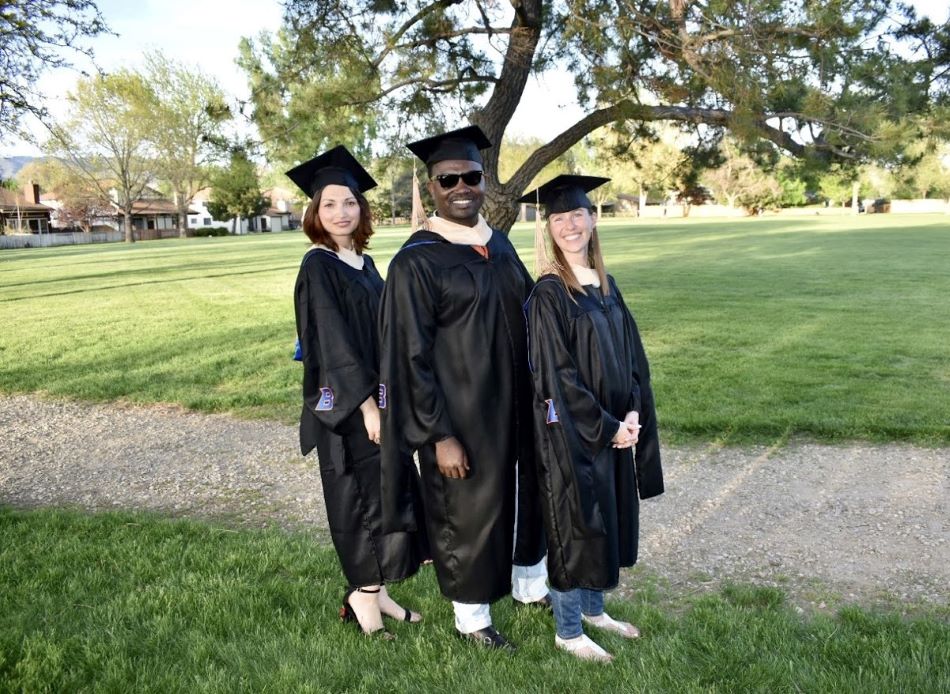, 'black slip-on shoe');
458,625,517,652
